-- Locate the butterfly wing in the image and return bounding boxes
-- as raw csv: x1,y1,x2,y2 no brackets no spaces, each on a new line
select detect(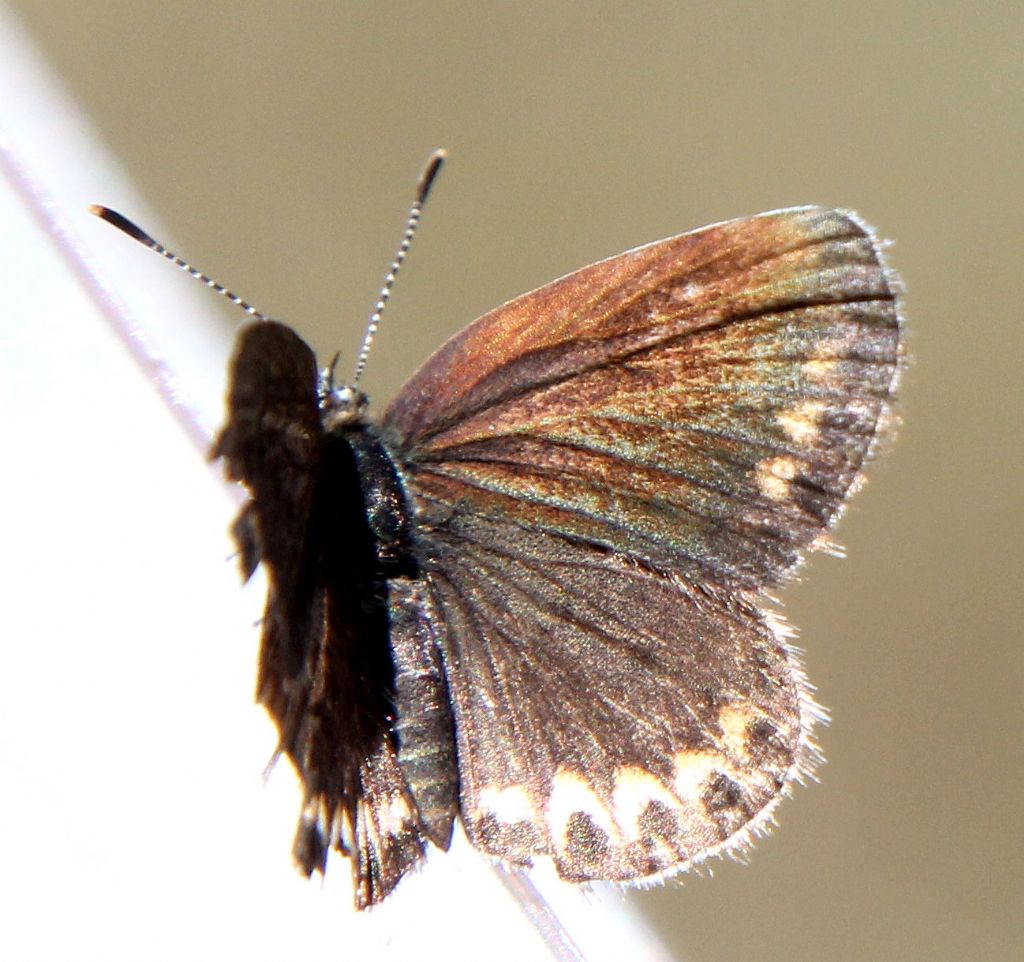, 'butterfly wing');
387,206,899,589
384,207,900,878
413,515,813,879
212,322,436,907
211,321,325,677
